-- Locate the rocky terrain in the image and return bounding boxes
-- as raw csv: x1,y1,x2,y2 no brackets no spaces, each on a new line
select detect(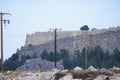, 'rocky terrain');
0,66,120,80
18,27,120,59
2,27,120,80
17,58,64,71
